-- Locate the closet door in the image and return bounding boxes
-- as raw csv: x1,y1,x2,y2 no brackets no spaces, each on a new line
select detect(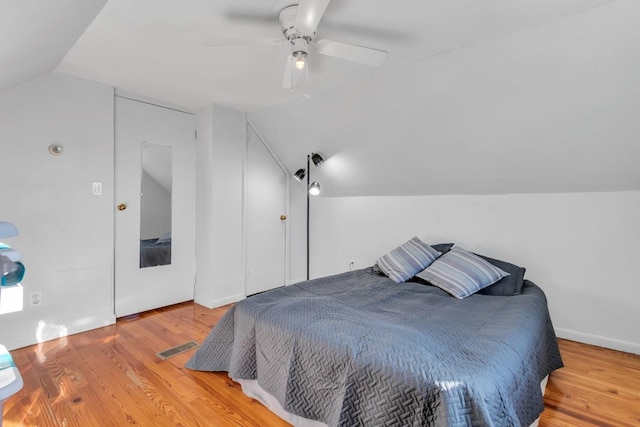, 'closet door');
114,97,195,317
246,125,287,295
